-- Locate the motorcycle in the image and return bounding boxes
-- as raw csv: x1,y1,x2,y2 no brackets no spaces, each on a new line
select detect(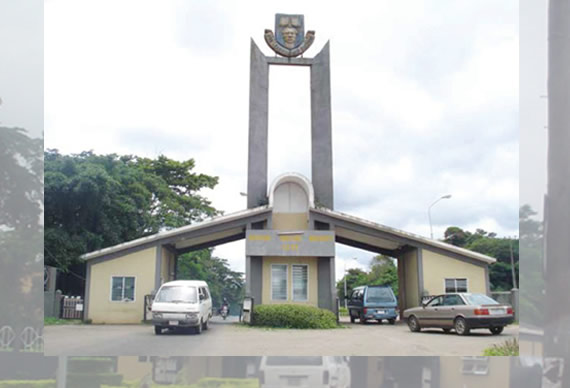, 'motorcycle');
220,304,229,320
